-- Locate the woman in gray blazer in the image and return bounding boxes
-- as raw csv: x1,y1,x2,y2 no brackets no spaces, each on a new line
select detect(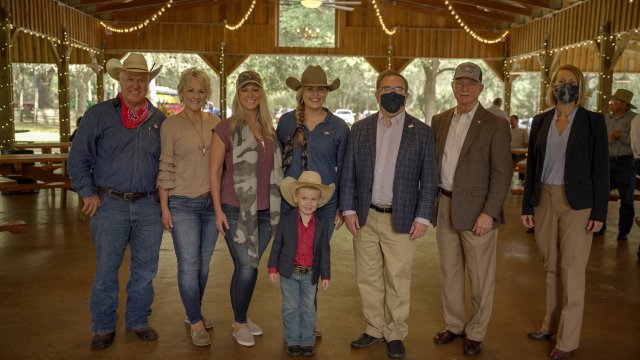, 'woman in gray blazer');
521,64,609,360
